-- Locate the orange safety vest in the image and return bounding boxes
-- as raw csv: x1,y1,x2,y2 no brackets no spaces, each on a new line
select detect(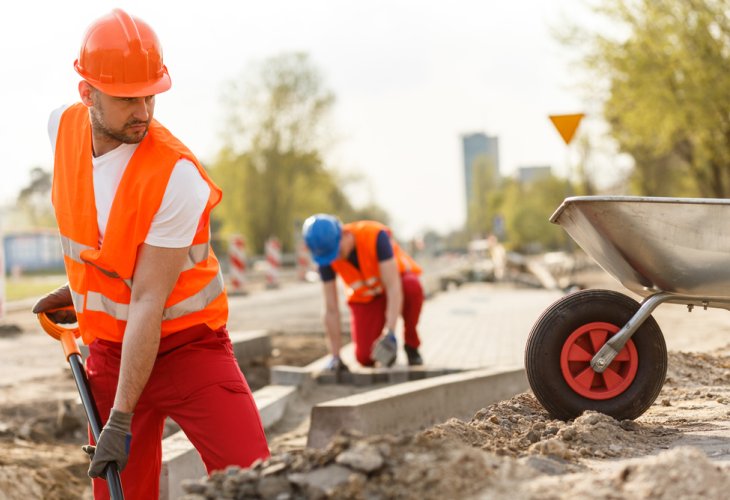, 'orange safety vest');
331,221,421,304
52,103,228,345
